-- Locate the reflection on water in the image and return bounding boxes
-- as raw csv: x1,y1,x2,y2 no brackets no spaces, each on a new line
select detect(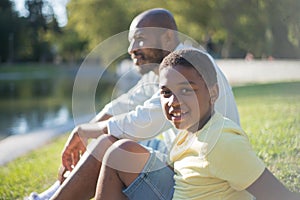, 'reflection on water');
42,106,69,128
0,67,115,140
6,106,69,136
10,116,29,135
0,71,73,140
